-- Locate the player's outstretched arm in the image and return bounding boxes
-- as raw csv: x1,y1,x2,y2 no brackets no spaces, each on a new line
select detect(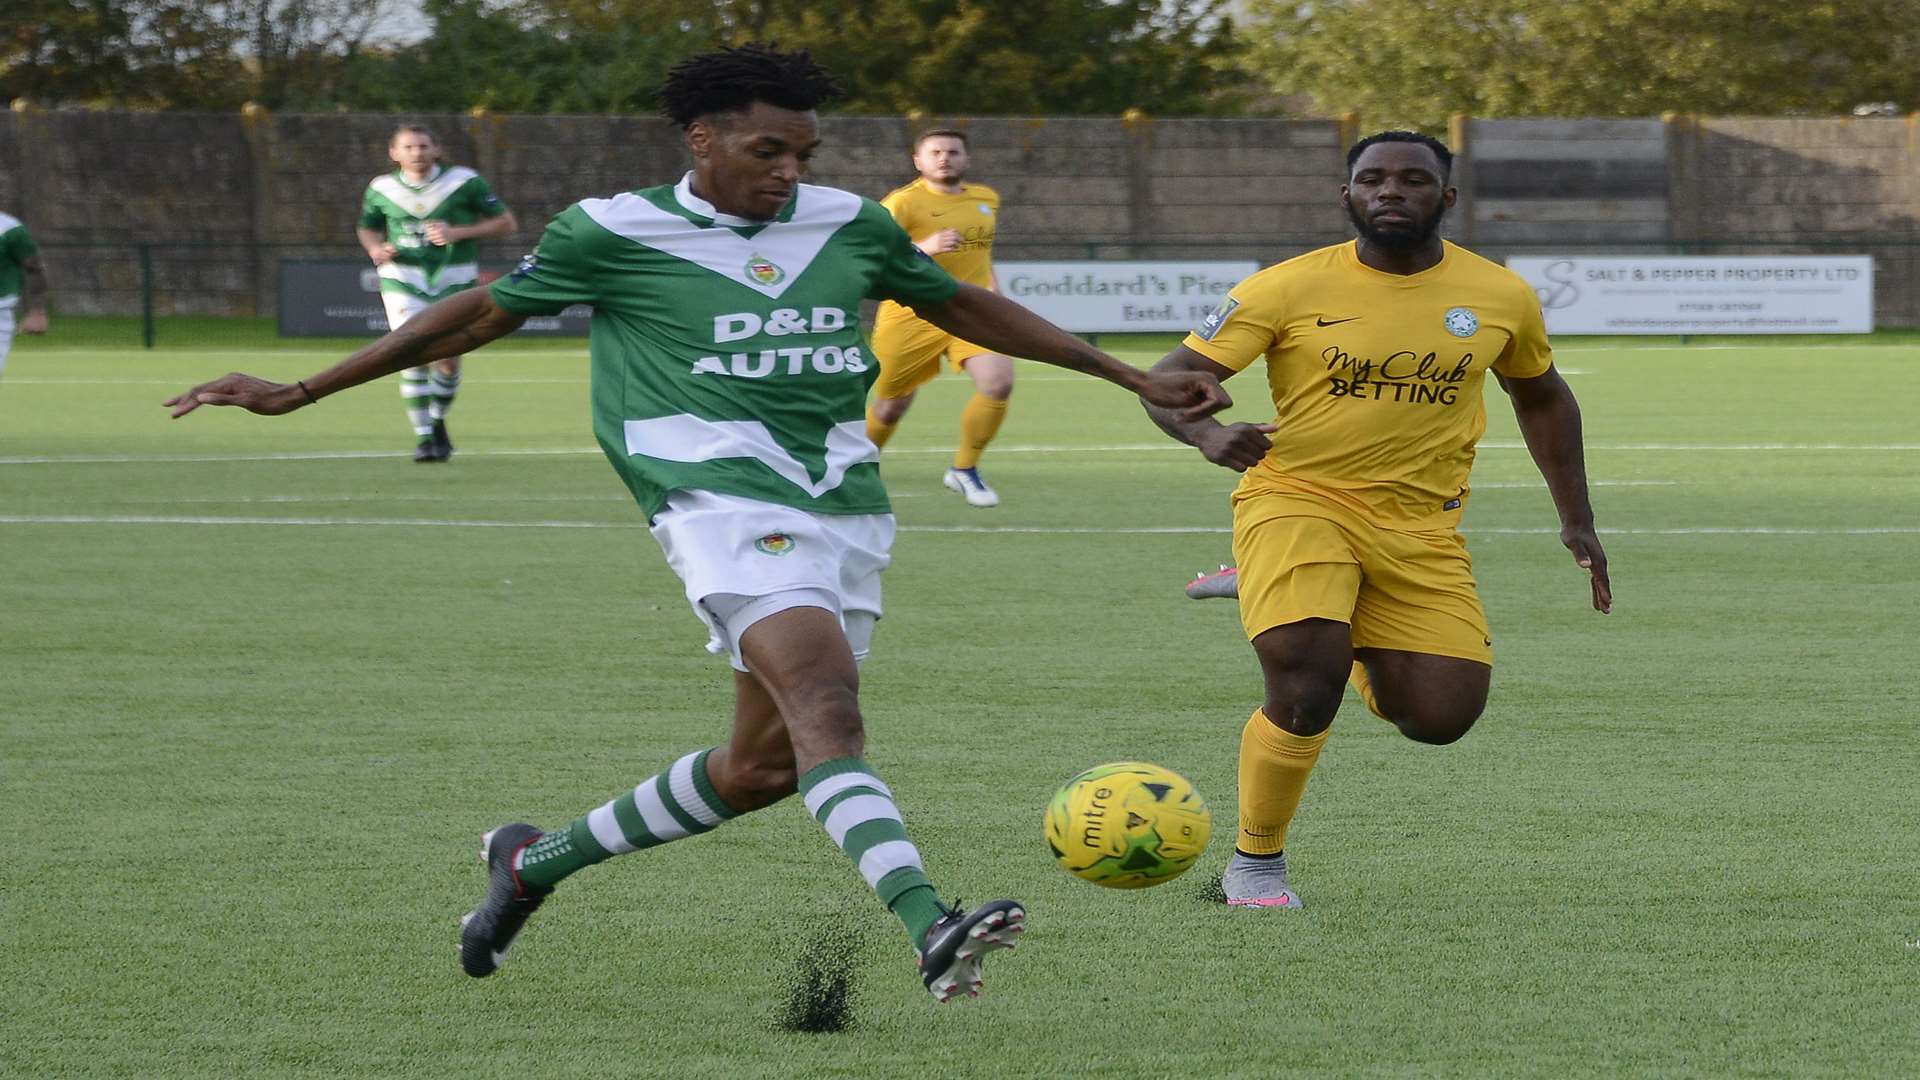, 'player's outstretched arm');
1140,346,1275,472
913,284,1230,420
164,288,527,419
1499,366,1611,613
